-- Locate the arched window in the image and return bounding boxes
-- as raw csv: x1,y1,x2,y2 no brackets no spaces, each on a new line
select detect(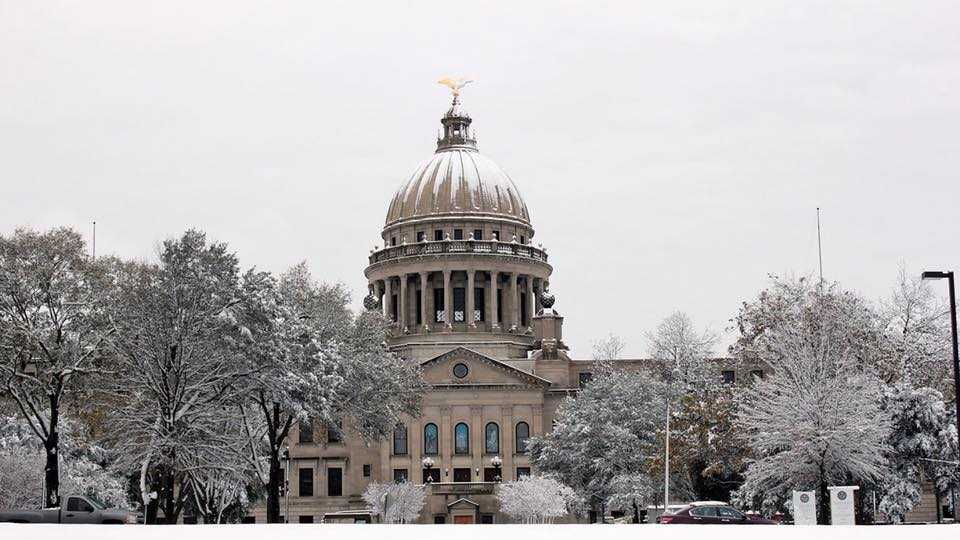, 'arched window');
423,423,439,455
454,422,470,455
515,422,530,454
393,424,408,455
485,422,500,454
